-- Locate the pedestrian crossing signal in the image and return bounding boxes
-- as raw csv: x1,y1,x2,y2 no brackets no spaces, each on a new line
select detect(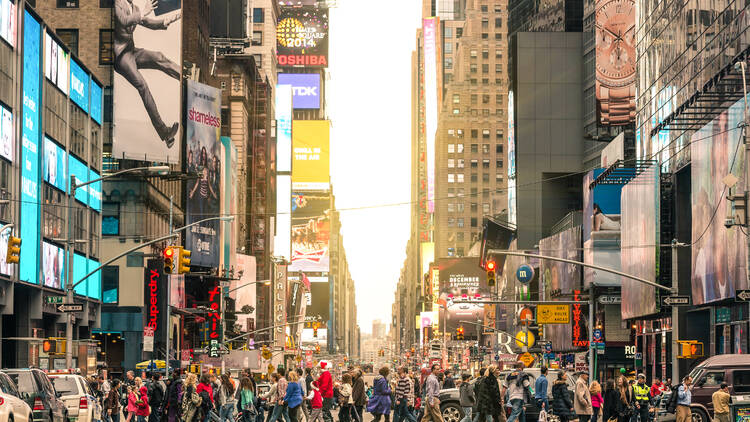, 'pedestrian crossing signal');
178,247,191,274
486,260,496,286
